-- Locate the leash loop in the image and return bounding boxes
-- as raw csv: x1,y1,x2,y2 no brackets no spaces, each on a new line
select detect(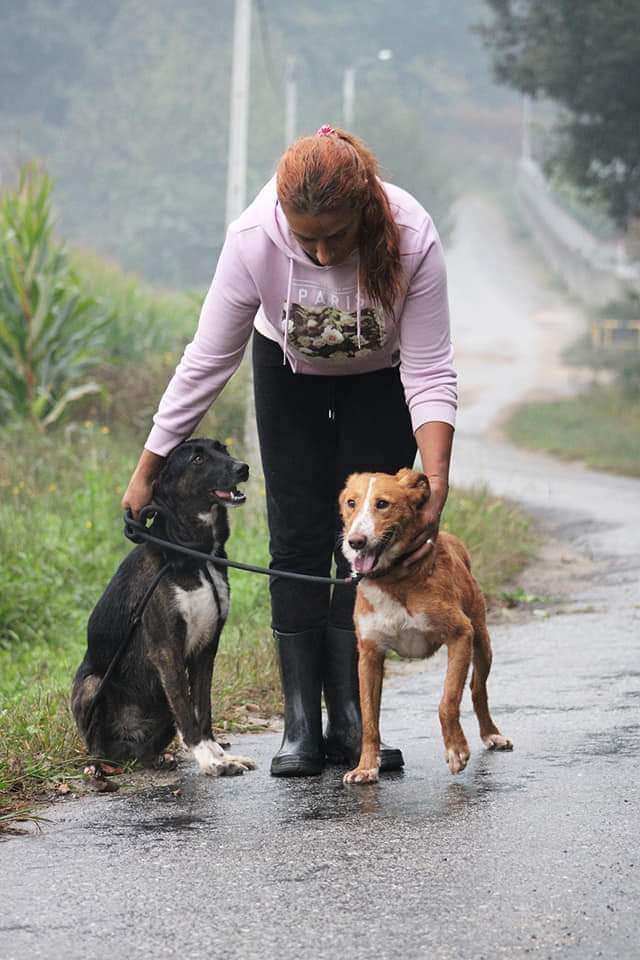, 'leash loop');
123,509,361,588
